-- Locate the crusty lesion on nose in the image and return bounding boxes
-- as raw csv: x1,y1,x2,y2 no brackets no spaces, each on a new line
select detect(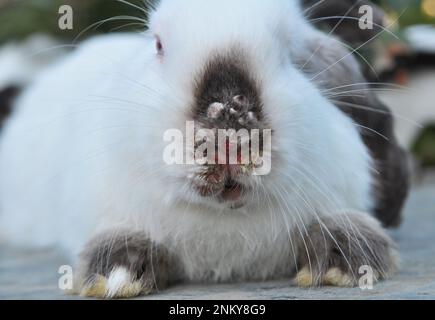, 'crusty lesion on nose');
189,52,271,204
206,99,259,128
192,53,263,131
